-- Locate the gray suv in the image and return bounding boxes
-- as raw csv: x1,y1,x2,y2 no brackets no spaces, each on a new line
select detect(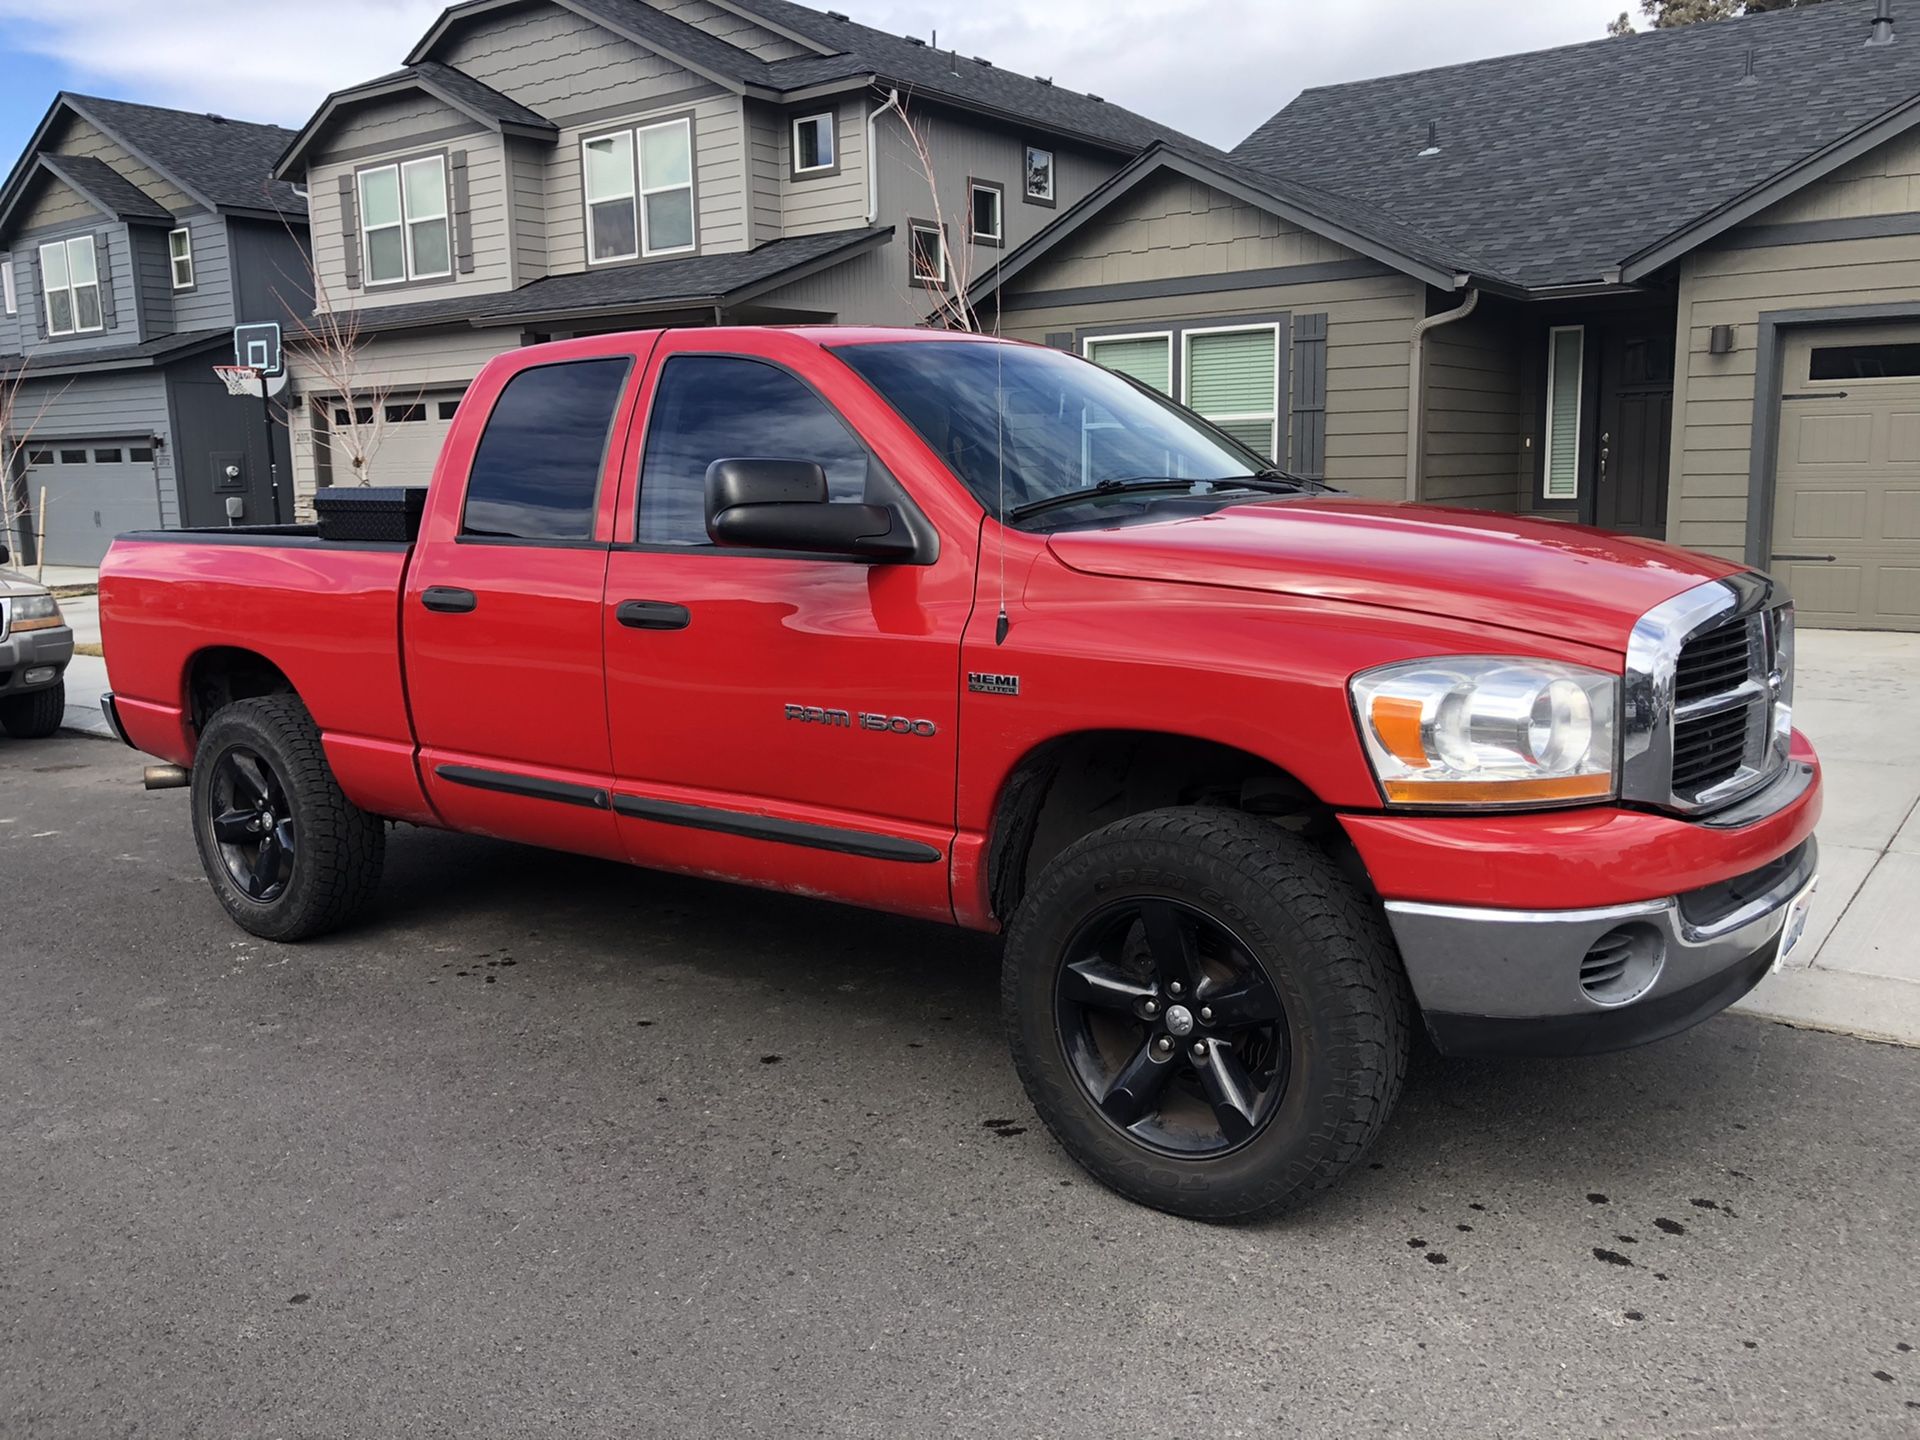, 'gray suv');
0,543,74,739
